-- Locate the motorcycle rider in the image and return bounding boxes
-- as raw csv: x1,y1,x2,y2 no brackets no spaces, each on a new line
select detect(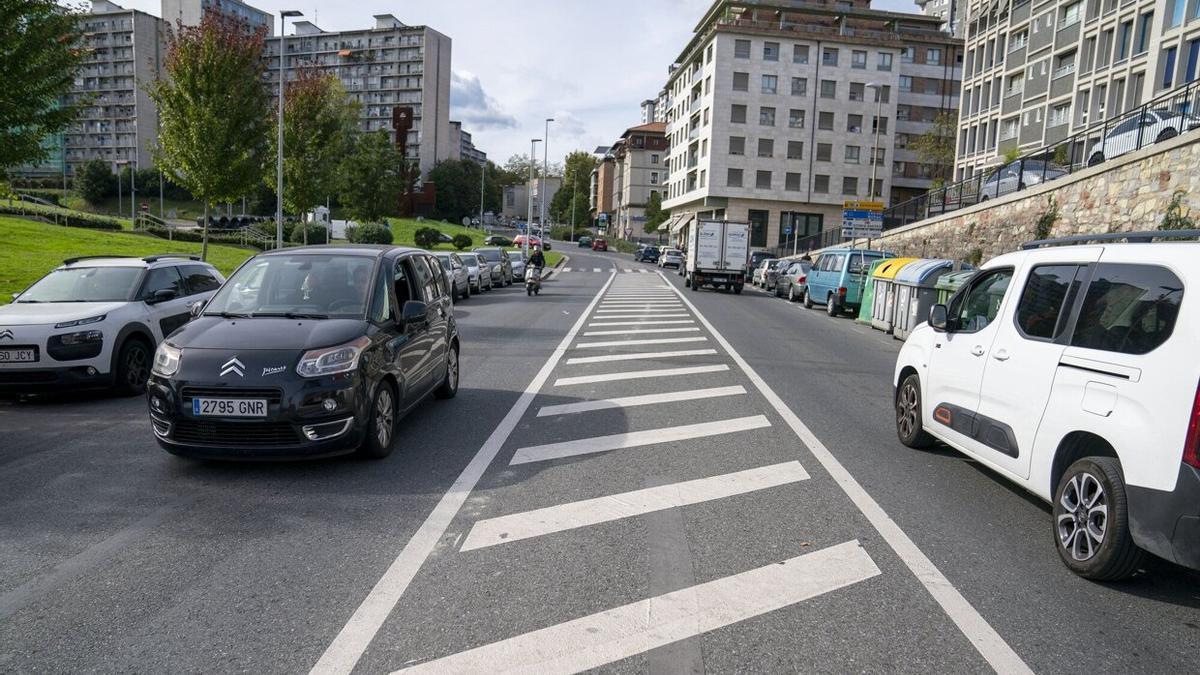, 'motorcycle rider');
528,246,546,271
